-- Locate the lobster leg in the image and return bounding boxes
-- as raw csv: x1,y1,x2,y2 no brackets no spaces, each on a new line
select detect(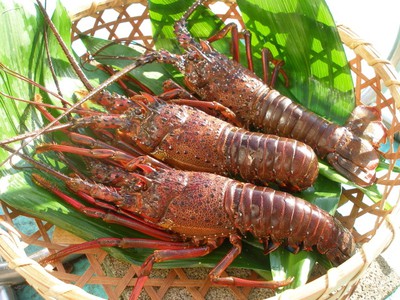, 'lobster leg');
261,48,289,88
68,131,145,158
41,237,195,265
207,22,240,62
40,236,202,300
208,235,293,288
169,98,242,127
204,21,254,74
37,140,170,172
131,240,223,300
37,144,134,164
159,79,197,100
89,130,147,158
158,81,243,125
